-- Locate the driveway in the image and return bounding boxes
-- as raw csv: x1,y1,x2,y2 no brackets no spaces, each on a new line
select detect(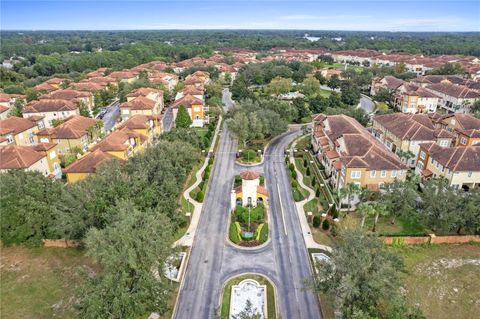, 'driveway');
359,94,376,114
173,121,322,318
98,100,120,131
162,107,174,132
